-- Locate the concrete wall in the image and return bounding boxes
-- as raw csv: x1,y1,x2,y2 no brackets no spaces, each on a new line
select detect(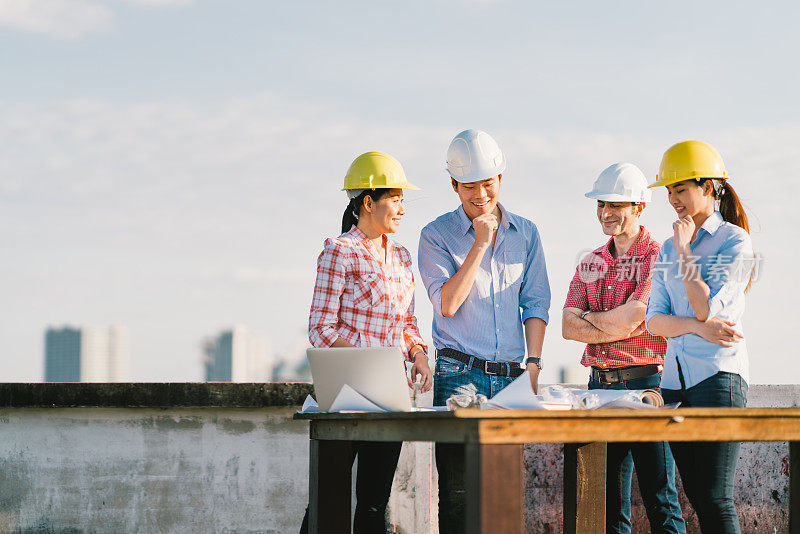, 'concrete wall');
0,407,310,533
0,384,796,533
